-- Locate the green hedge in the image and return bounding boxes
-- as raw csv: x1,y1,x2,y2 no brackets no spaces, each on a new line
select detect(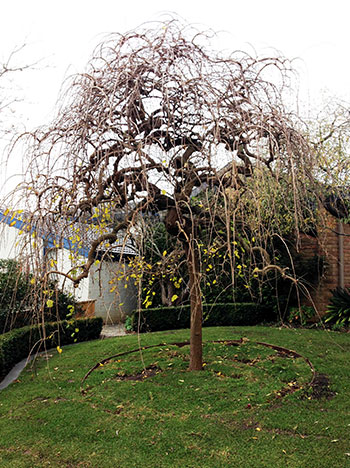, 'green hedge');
131,303,273,332
0,317,103,381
